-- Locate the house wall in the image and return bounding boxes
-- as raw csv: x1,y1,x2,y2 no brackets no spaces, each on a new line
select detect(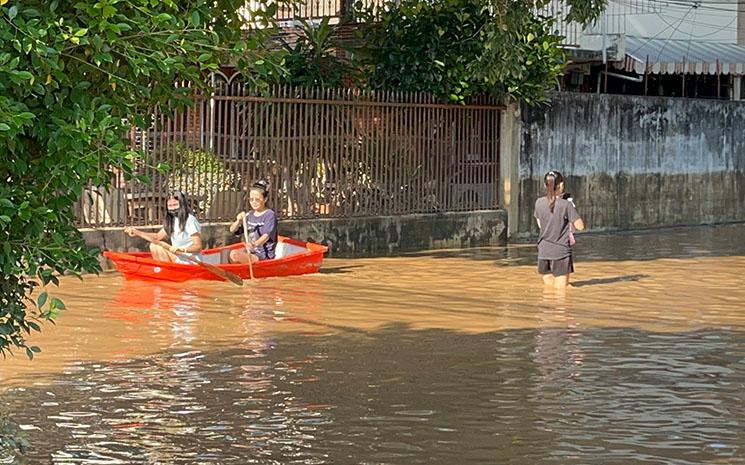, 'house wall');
583,0,737,43
517,92,745,235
